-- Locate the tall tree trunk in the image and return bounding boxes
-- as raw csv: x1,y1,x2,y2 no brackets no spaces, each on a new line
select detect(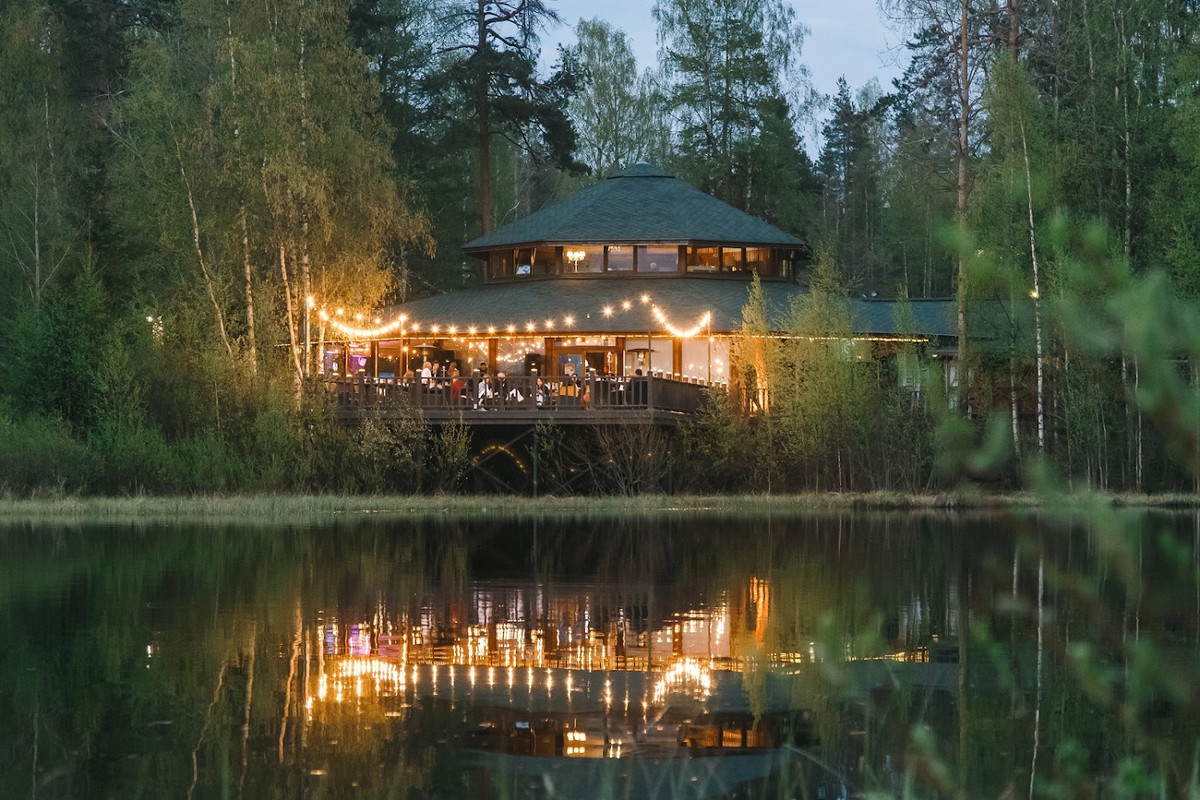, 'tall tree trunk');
240,209,258,374
476,0,493,234
955,0,971,414
175,140,233,359
1021,122,1045,452
279,244,304,395
1007,0,1020,62
298,5,313,377
227,0,257,375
